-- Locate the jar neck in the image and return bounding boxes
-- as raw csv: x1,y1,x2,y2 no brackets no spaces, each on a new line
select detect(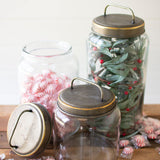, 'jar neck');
22,41,72,63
